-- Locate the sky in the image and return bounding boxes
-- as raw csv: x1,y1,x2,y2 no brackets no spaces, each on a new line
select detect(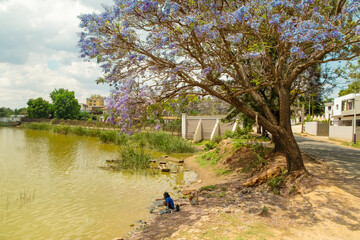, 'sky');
0,0,114,109
0,0,351,110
